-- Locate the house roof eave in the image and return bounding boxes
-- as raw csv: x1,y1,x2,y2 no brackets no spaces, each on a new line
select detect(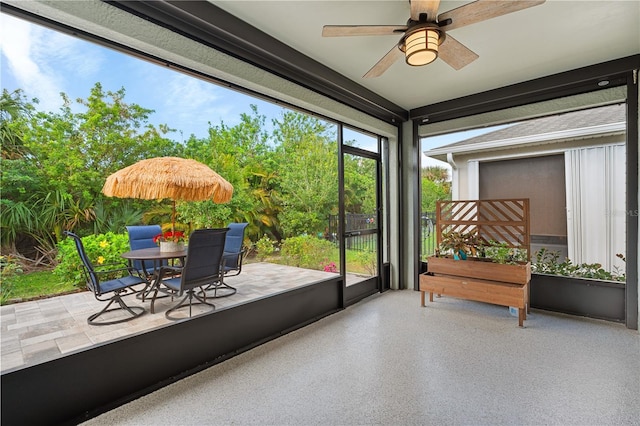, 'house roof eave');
423,121,625,159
